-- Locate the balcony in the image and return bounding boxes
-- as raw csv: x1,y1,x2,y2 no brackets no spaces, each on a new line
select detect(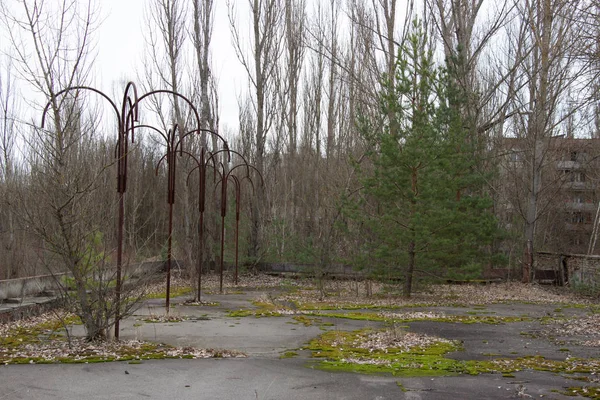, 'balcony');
565,222,592,231
563,182,594,191
564,202,597,212
557,160,582,170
